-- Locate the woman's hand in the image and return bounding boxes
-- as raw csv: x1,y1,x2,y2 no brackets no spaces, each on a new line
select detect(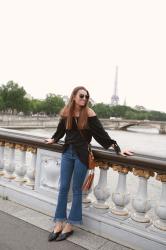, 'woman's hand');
44,138,55,144
112,142,134,157
119,149,134,156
